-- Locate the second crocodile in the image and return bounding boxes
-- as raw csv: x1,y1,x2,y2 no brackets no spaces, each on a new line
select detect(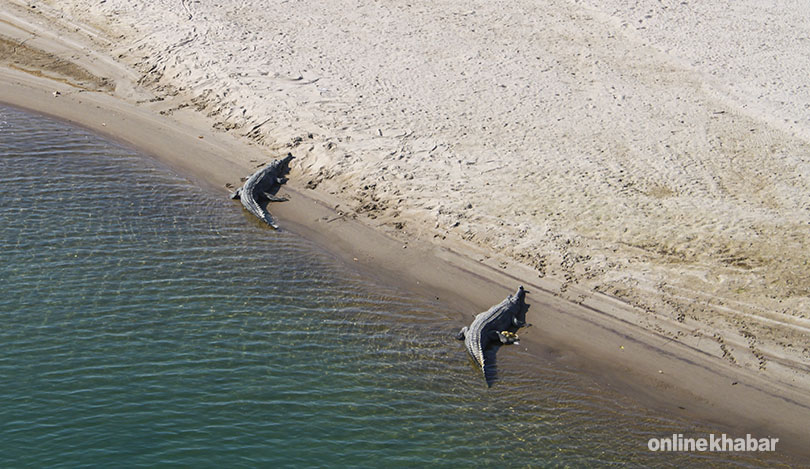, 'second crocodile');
456,286,527,386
